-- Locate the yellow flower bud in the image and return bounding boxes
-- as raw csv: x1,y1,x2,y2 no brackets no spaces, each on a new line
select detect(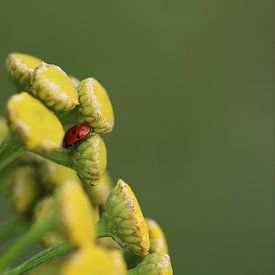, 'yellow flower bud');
101,179,150,256
72,133,107,184
128,253,173,275
78,78,114,133
9,166,41,215
56,180,96,247
60,246,126,275
146,218,168,253
34,197,64,246
41,160,81,188
6,53,43,89
7,92,64,151
86,172,112,205
31,63,78,111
